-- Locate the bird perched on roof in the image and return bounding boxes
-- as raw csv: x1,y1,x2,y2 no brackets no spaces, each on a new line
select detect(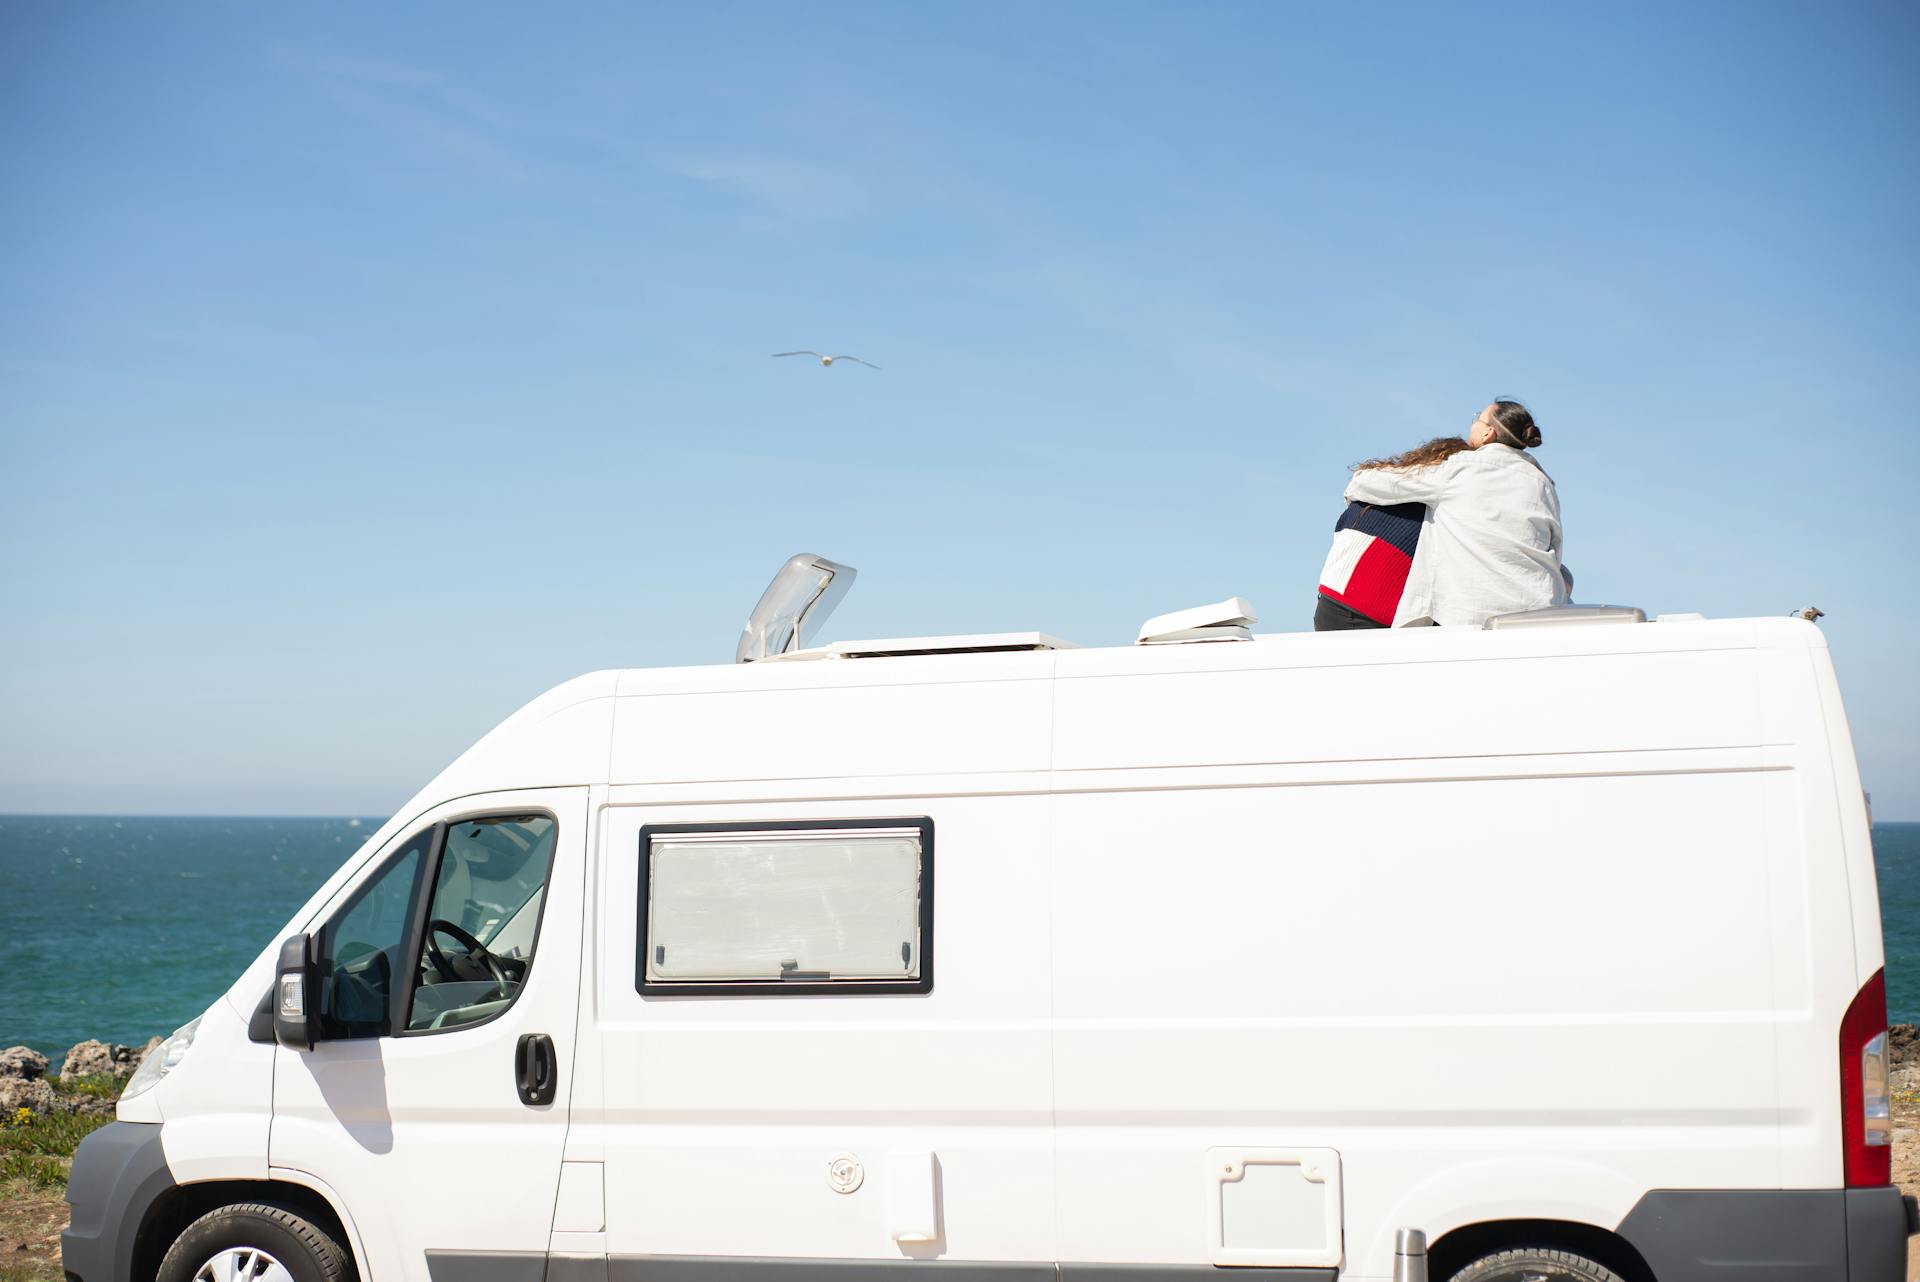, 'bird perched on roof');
772,350,881,369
